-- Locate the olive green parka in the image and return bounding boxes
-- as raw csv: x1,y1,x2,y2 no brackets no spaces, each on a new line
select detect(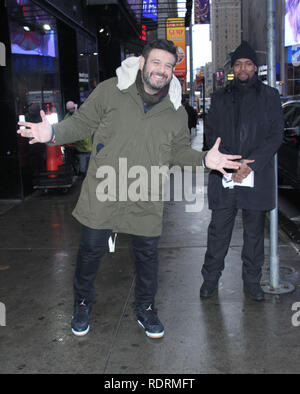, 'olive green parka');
53,57,205,236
